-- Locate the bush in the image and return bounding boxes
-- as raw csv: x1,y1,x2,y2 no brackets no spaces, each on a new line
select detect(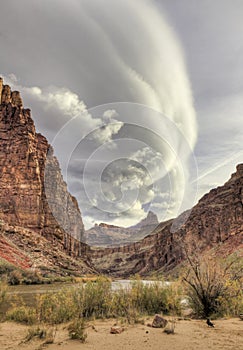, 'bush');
111,280,182,323
68,318,87,342
0,279,8,319
111,288,139,323
81,277,112,318
0,279,8,305
7,306,37,325
183,253,243,318
22,271,43,285
0,261,15,276
130,280,181,315
37,288,77,324
24,326,47,342
5,275,182,326
8,270,23,285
